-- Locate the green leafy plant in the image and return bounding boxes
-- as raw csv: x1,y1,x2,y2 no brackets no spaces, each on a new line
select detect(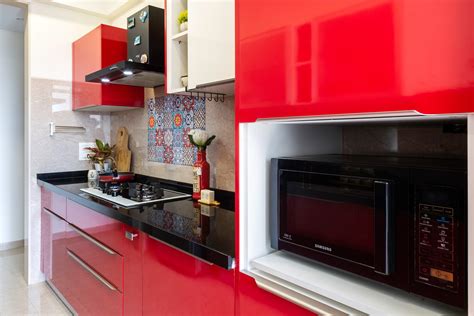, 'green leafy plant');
85,139,116,168
177,9,188,25
188,129,215,151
